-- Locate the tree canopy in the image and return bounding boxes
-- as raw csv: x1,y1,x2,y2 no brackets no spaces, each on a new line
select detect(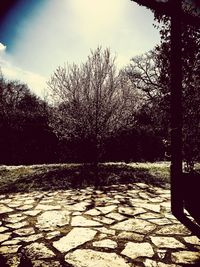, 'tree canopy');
48,47,141,162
